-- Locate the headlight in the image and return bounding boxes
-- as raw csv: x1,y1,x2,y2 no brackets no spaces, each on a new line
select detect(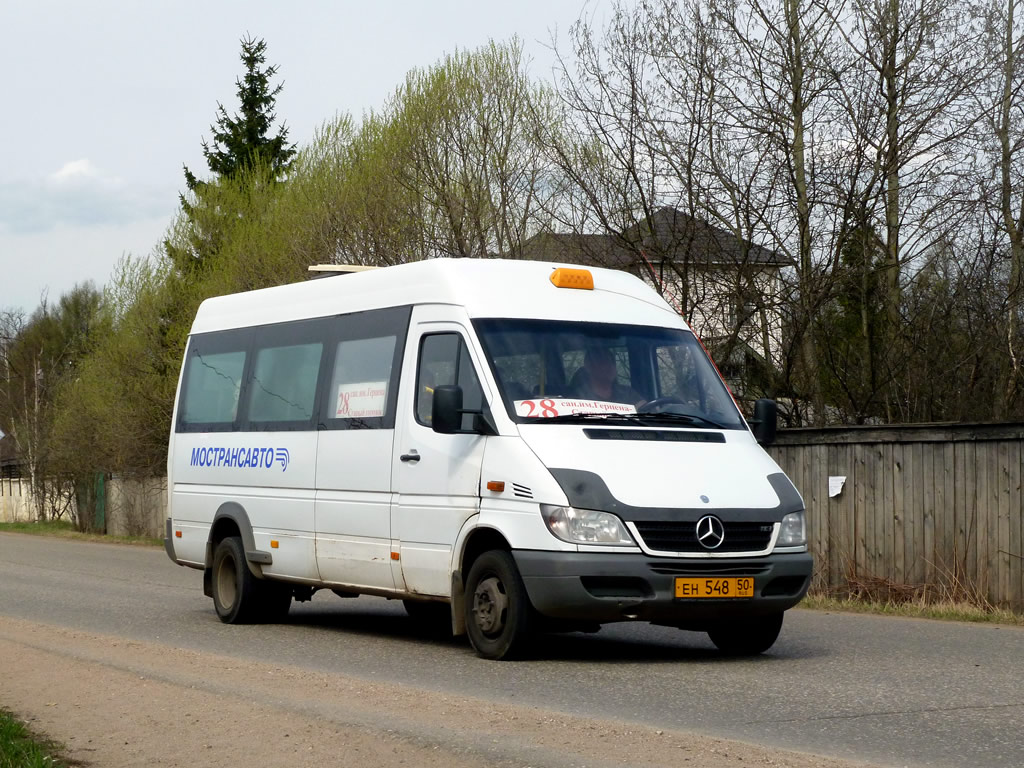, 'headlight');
776,510,807,548
541,505,635,546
